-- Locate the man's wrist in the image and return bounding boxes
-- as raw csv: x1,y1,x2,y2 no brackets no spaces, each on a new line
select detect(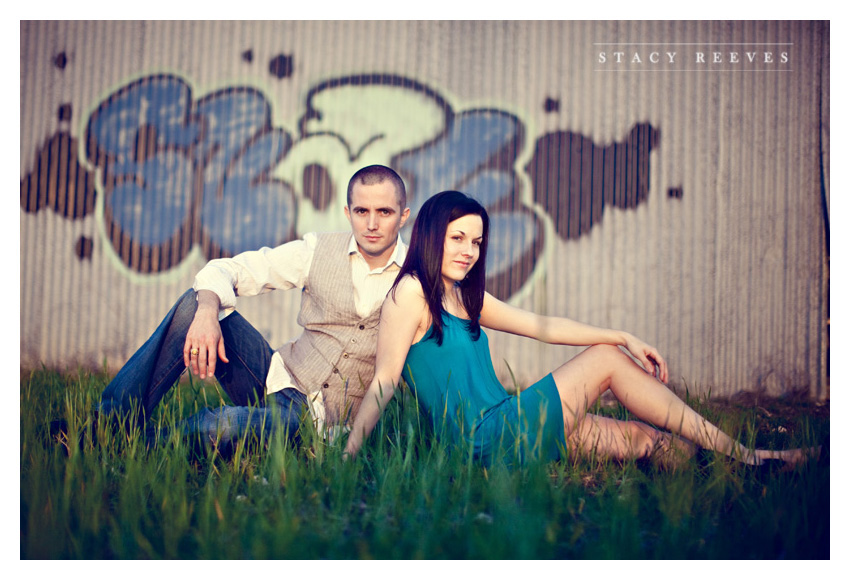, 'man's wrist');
195,289,222,311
